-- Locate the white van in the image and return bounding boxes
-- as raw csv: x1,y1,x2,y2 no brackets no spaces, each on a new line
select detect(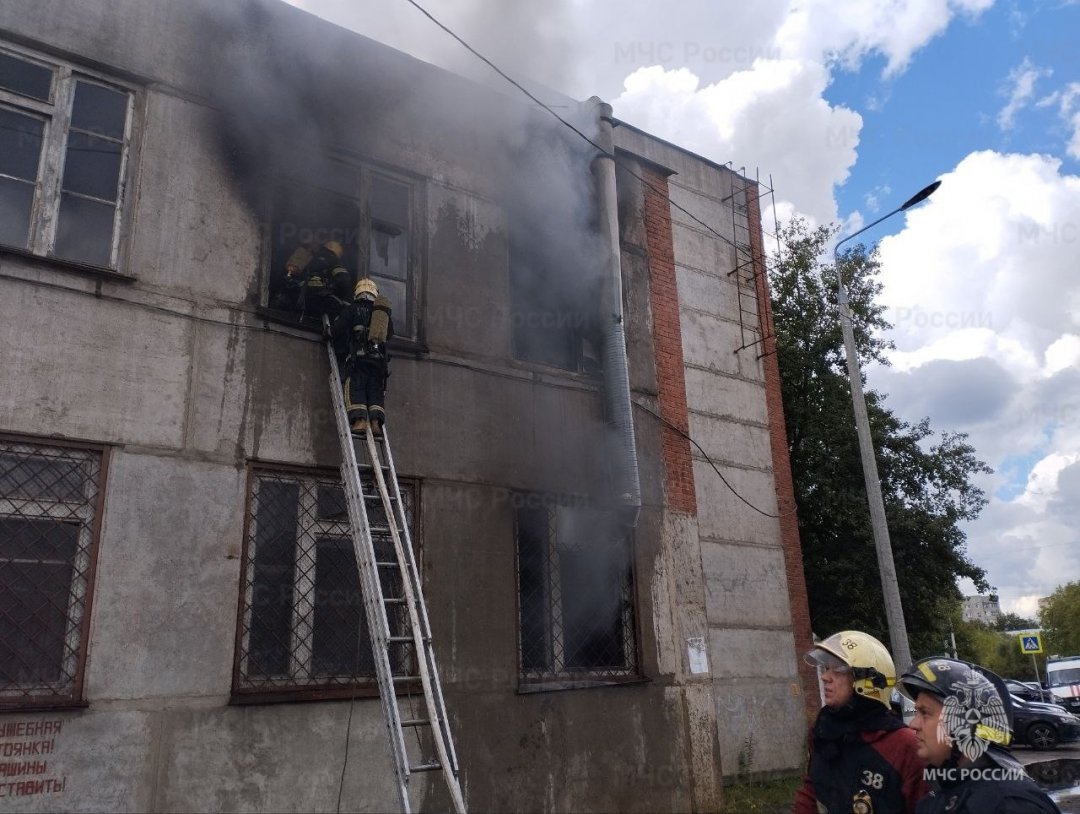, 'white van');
1045,655,1080,715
